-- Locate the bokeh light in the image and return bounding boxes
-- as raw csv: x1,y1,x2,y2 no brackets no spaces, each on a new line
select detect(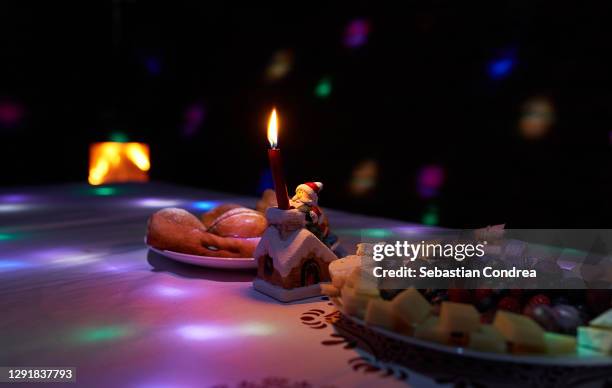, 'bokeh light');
144,56,162,76
487,50,517,80
0,99,24,128
417,164,445,198
265,50,293,81
349,159,379,197
314,77,332,98
182,102,206,137
343,19,370,48
109,131,129,143
421,205,439,226
518,96,555,140
89,142,150,185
